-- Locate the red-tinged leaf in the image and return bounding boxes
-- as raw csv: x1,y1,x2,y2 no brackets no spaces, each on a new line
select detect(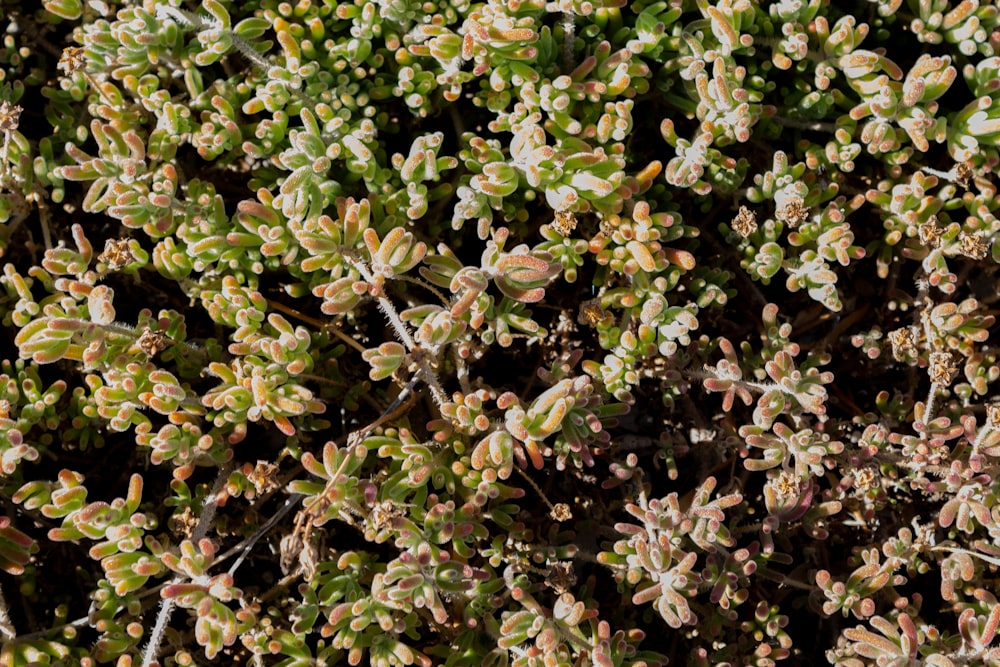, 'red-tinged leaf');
0,518,34,550
497,282,546,302
525,438,545,469
46,318,85,332
237,198,279,226
495,253,549,274
363,226,382,259
664,247,696,270
49,527,84,542
133,559,164,577
626,240,656,272
273,415,296,436
536,398,567,436
163,582,209,599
